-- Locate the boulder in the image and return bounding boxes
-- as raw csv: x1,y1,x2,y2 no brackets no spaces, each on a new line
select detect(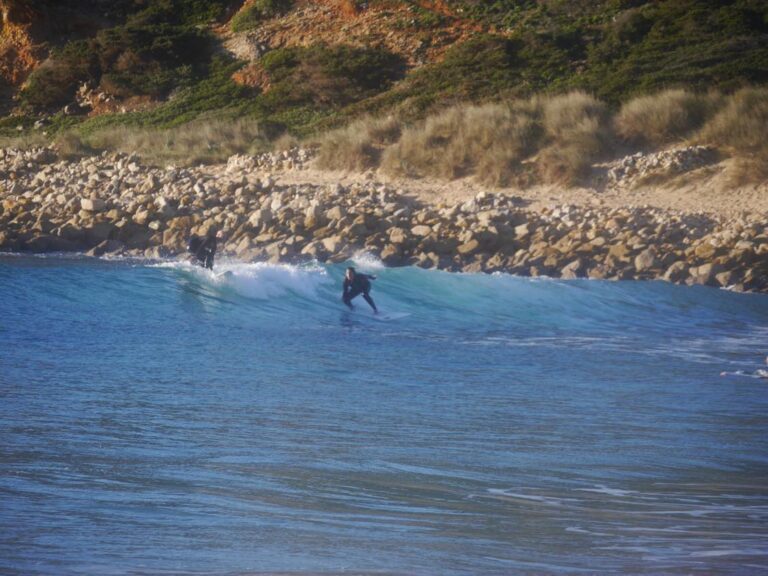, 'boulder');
634,247,659,272
86,239,124,257
322,236,343,253
688,262,722,286
388,227,409,245
662,261,688,282
81,198,105,212
715,270,734,287
457,239,480,256
24,234,80,253
560,258,584,279
326,206,346,221
380,244,403,265
514,223,530,239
